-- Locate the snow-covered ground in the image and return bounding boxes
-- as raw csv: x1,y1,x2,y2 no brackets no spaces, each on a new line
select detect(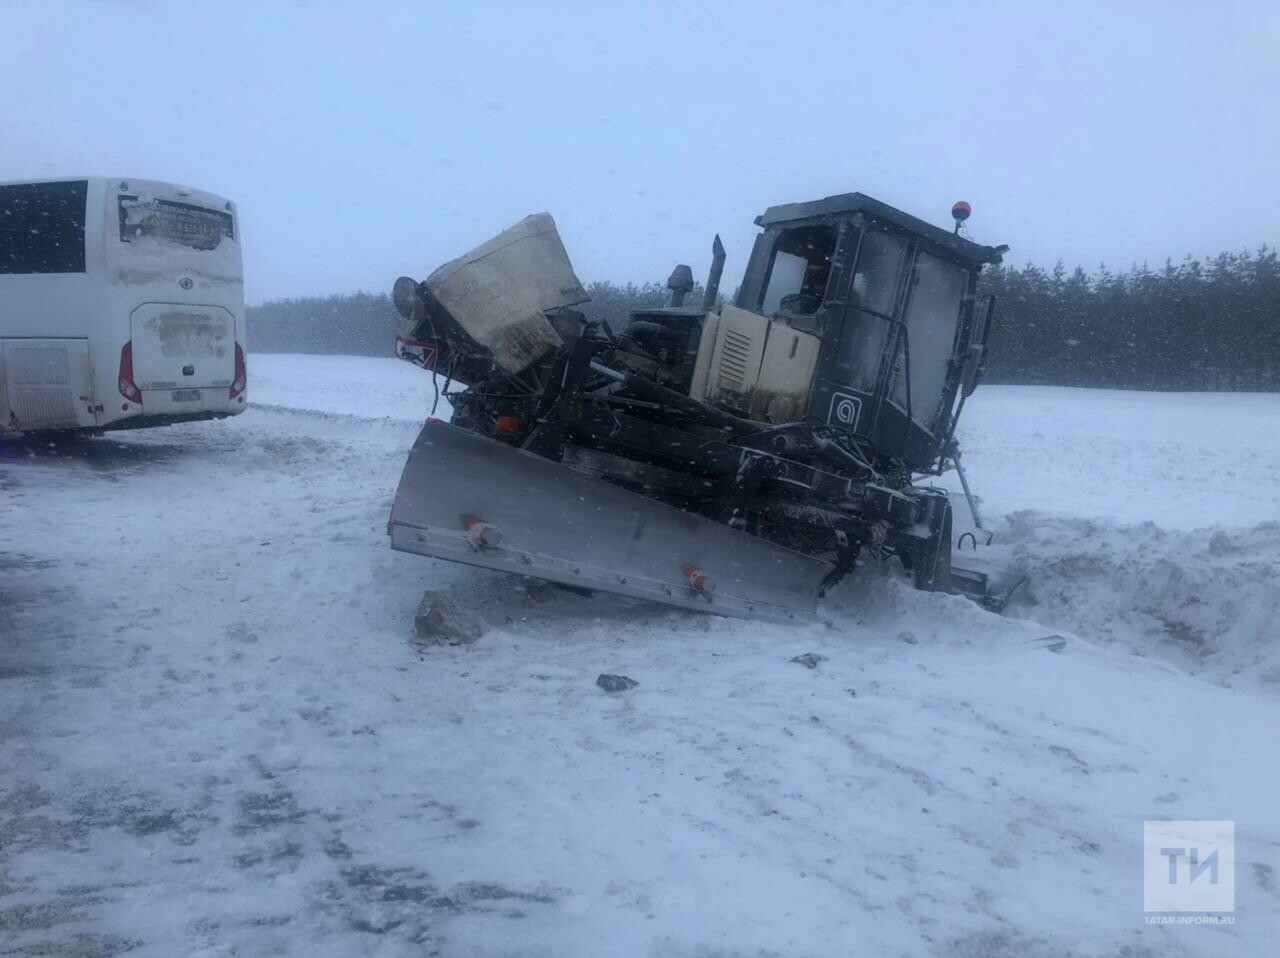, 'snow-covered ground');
2,354,1278,957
